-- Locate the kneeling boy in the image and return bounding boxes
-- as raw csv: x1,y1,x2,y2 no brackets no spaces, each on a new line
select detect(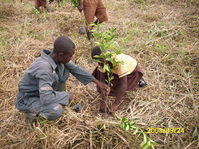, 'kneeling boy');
91,46,147,113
